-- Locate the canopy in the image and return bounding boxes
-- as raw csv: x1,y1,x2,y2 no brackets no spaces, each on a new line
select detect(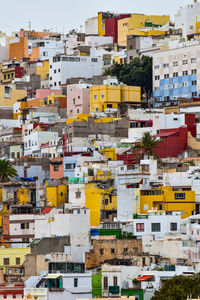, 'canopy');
136,275,153,281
